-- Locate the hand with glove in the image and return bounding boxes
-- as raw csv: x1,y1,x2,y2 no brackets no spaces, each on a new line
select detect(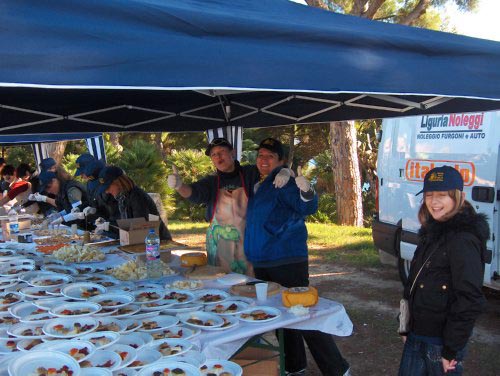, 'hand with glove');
71,207,81,214
61,212,85,223
295,167,312,192
94,219,110,234
167,165,183,190
50,215,64,226
46,210,66,224
28,193,48,202
273,167,295,188
82,207,97,216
